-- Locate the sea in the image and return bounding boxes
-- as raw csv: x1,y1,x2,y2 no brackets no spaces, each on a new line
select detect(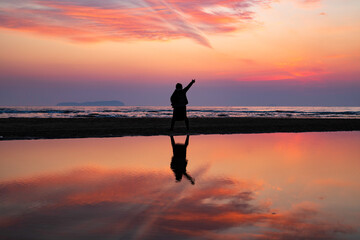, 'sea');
1,106,360,118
